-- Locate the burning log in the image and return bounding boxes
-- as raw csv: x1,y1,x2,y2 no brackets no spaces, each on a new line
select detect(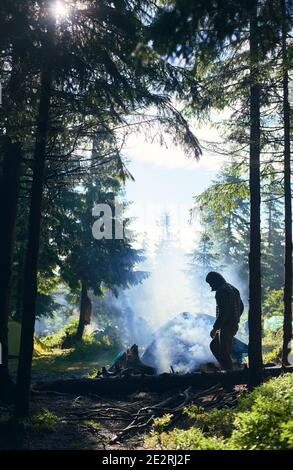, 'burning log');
34,365,293,396
97,344,156,377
